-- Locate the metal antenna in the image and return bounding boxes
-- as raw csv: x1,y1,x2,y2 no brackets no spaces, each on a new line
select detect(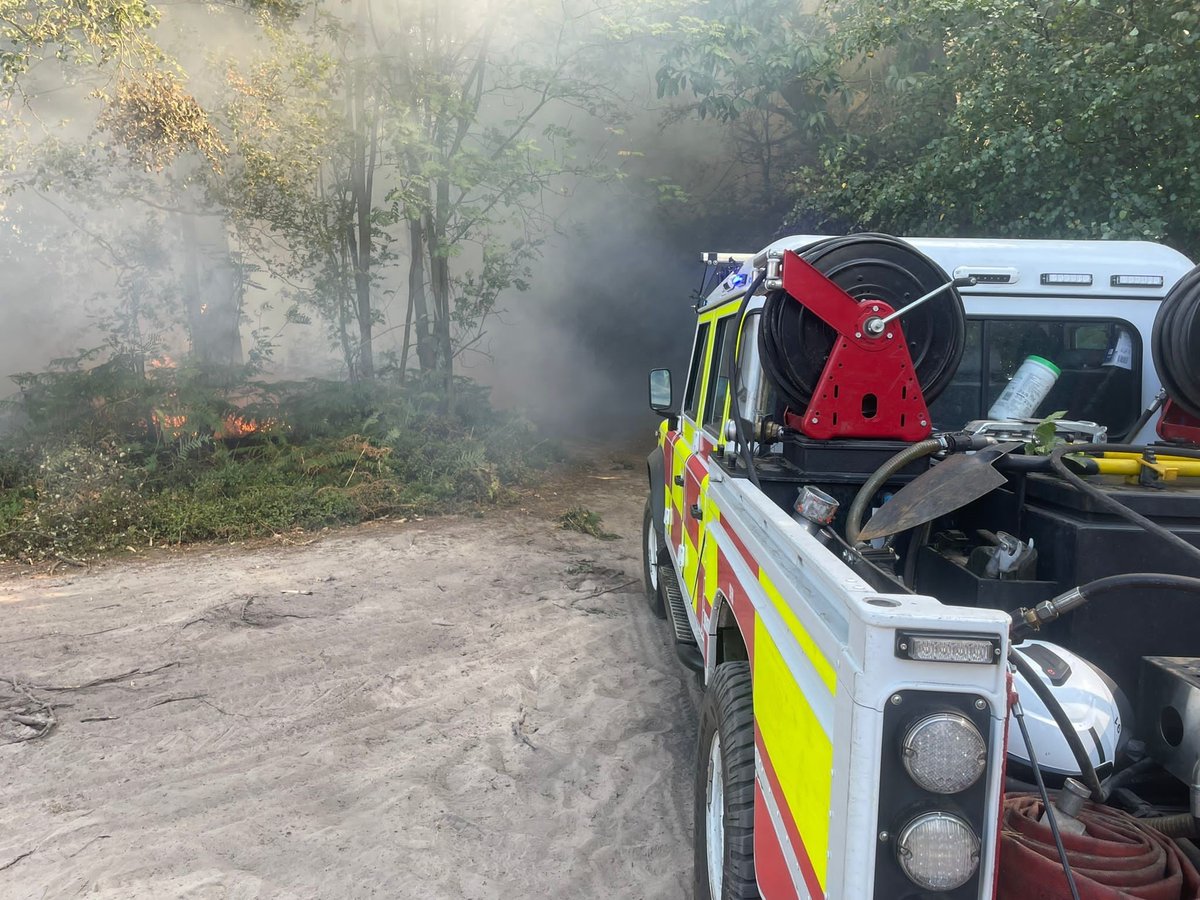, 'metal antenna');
1012,688,1082,900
